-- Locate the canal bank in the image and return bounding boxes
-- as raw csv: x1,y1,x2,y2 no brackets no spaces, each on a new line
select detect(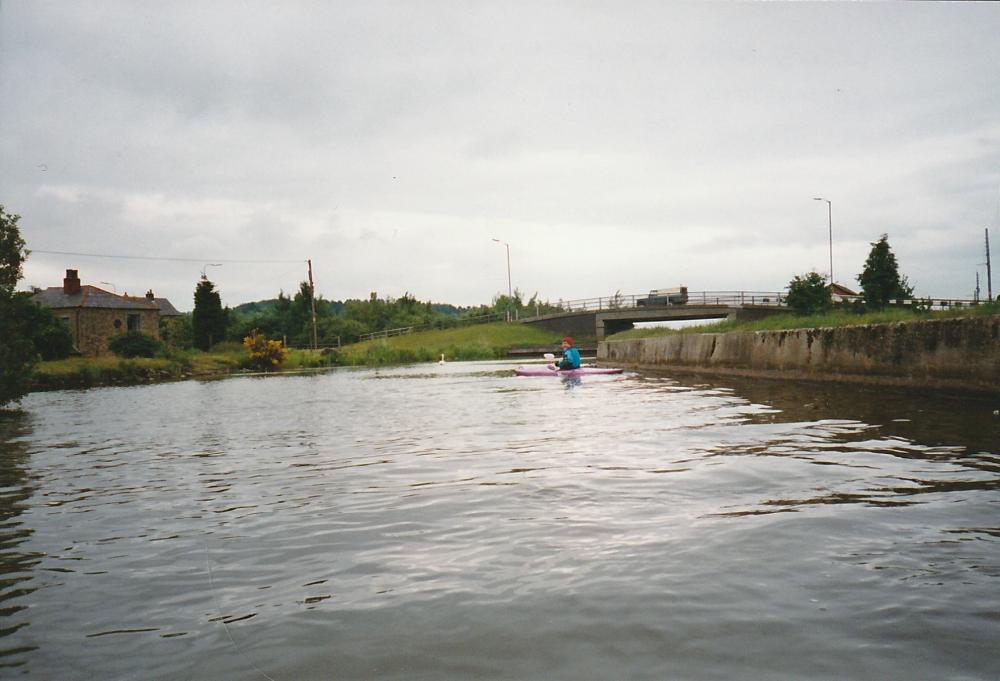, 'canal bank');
599,314,1000,394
